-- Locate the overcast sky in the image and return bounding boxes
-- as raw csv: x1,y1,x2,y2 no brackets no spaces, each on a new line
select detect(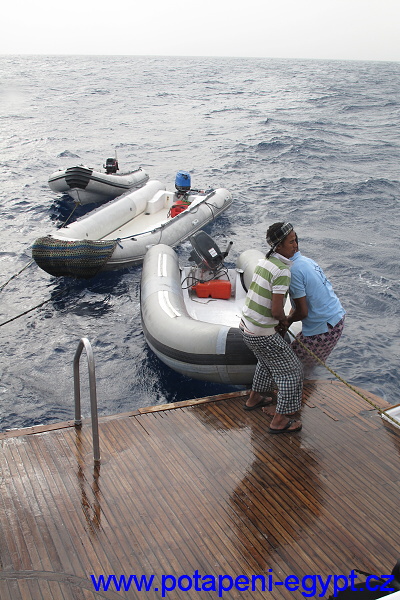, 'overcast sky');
1,0,399,62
